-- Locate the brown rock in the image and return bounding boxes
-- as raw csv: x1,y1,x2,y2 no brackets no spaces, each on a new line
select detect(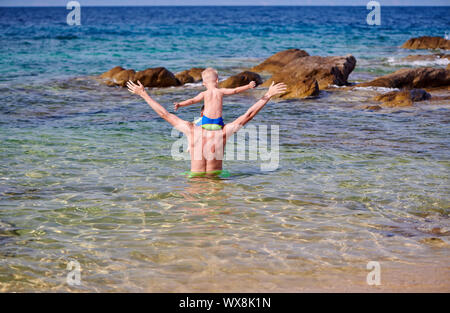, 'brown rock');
134,67,181,87
218,71,263,88
278,78,319,99
251,49,309,74
373,89,431,107
262,54,356,99
99,66,181,88
99,66,125,79
175,67,205,85
186,68,204,82
357,67,450,89
175,71,194,84
374,91,412,107
104,80,116,87
401,36,450,50
112,69,135,87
